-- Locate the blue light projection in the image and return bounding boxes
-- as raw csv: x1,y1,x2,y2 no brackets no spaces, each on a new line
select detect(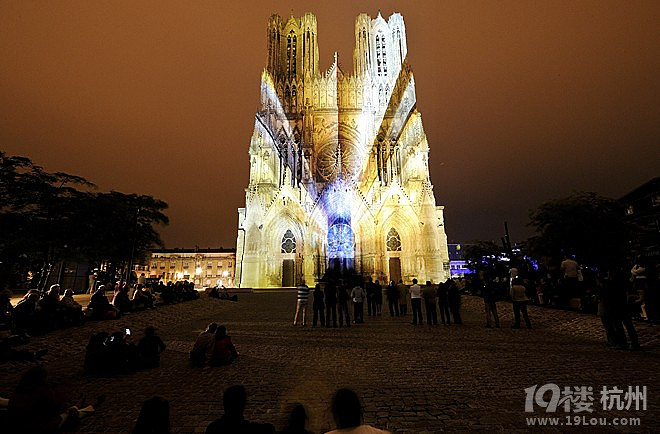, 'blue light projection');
328,222,354,259
323,178,355,259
